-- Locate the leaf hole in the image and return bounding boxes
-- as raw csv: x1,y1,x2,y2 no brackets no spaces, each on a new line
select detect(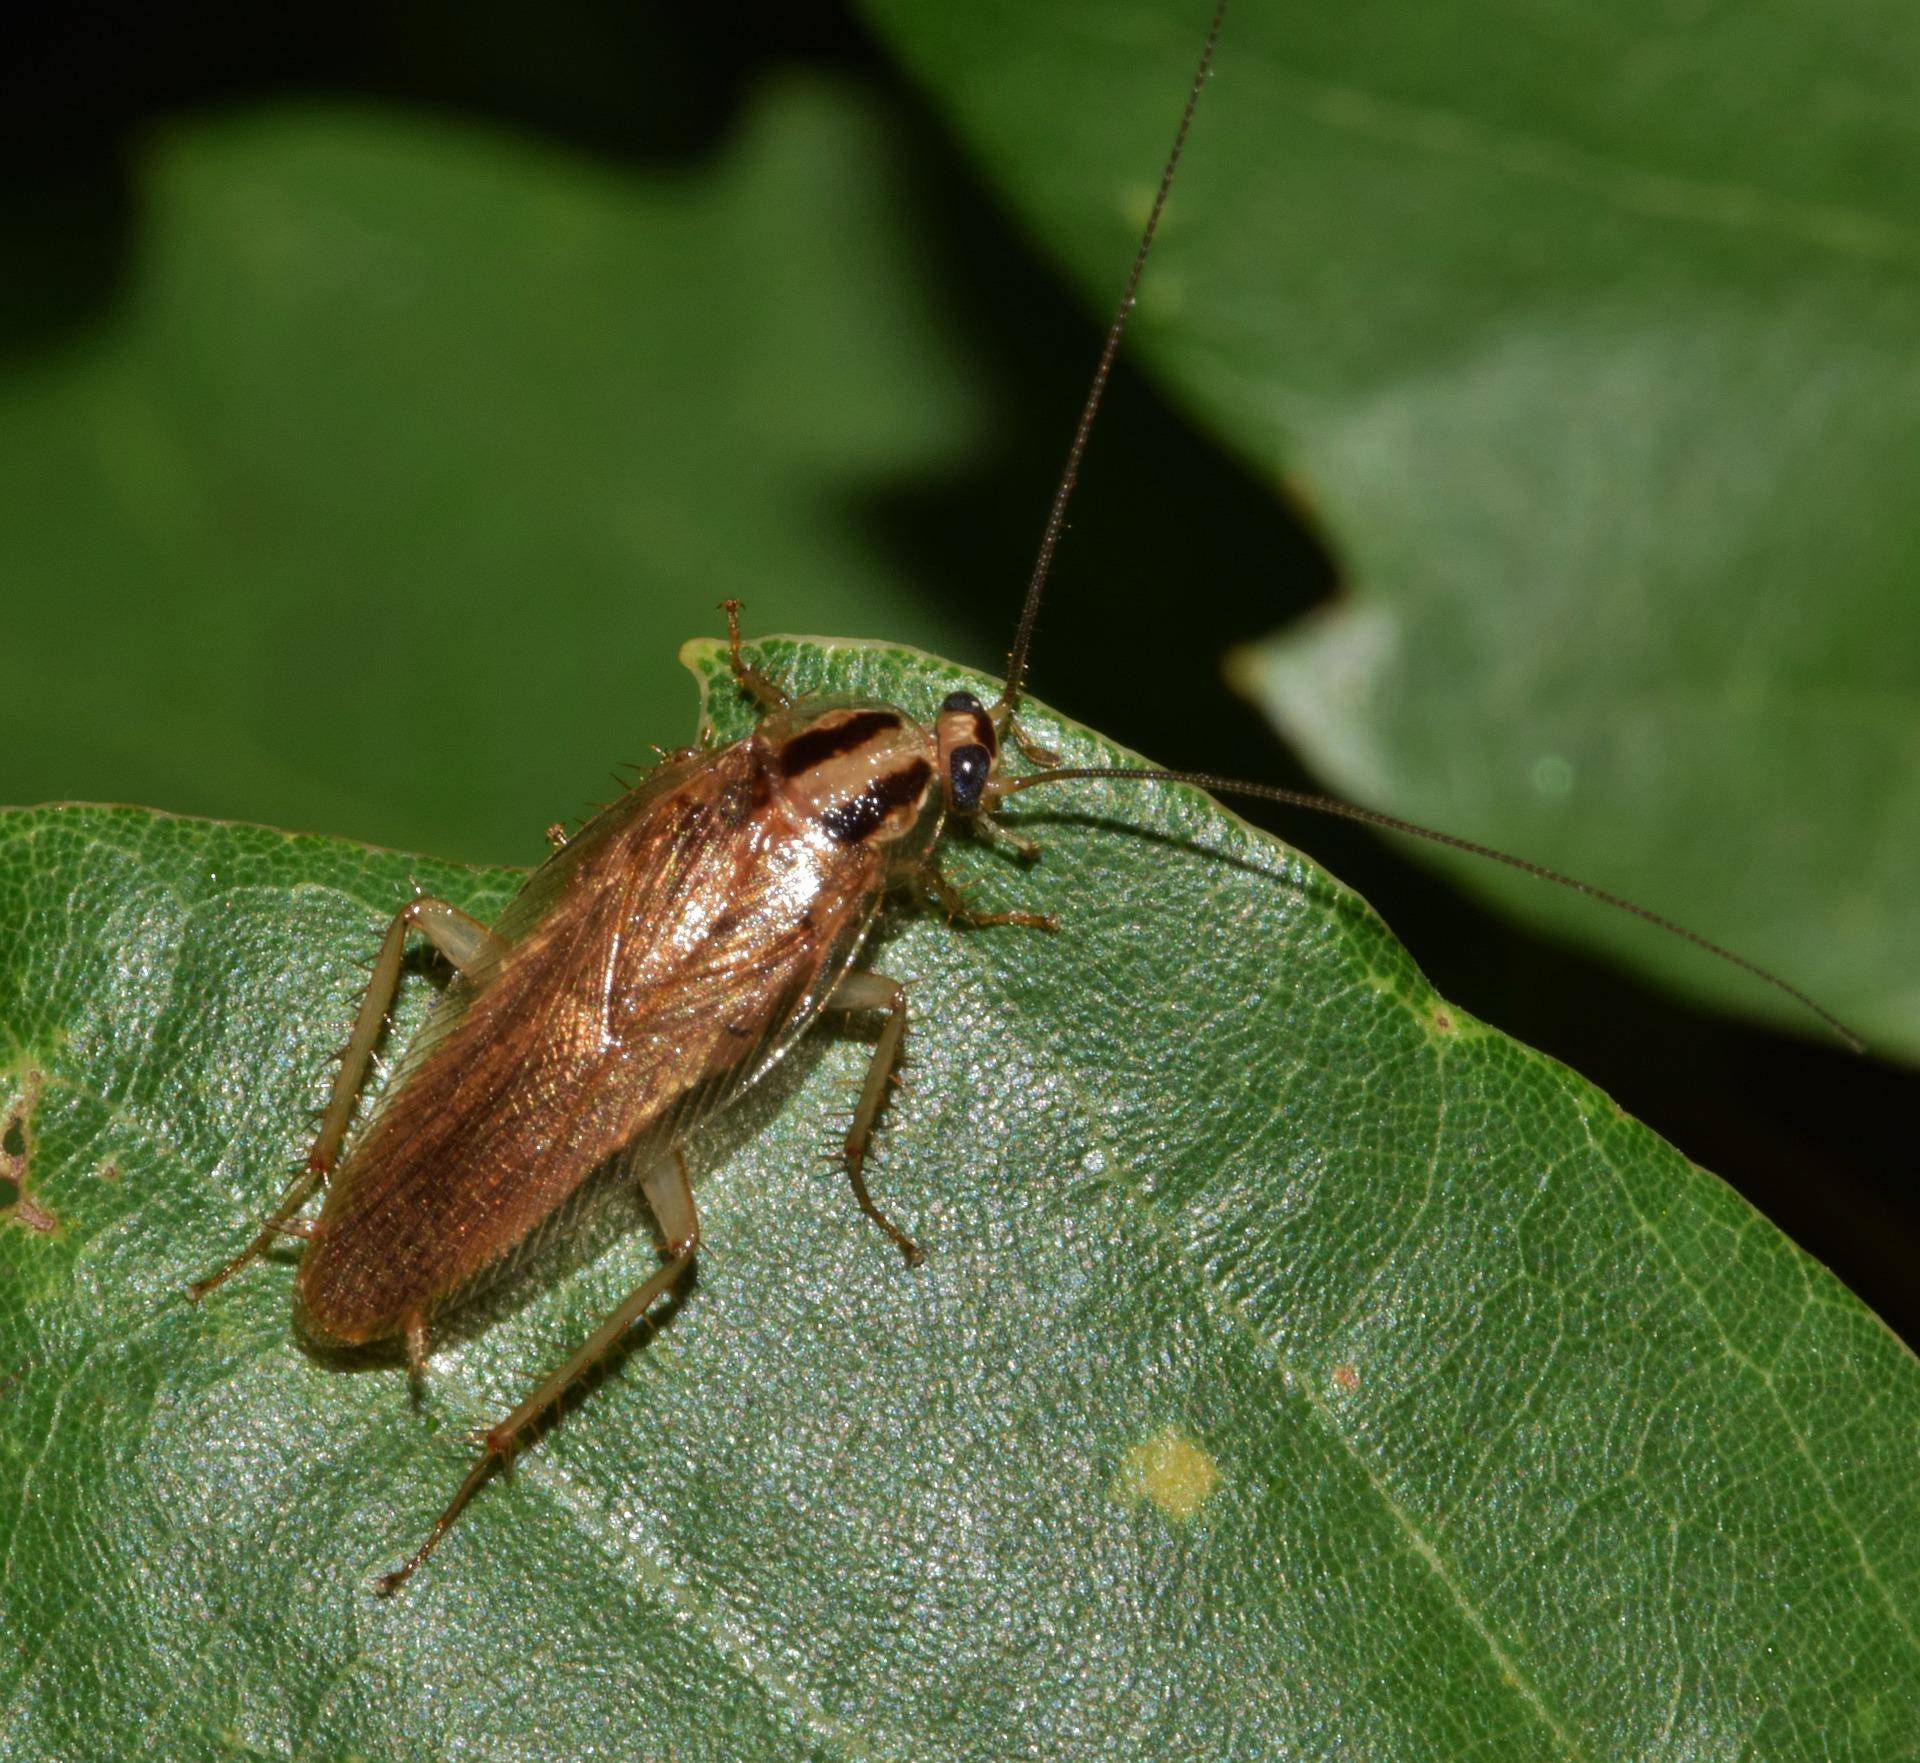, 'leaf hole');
0,1070,55,1231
